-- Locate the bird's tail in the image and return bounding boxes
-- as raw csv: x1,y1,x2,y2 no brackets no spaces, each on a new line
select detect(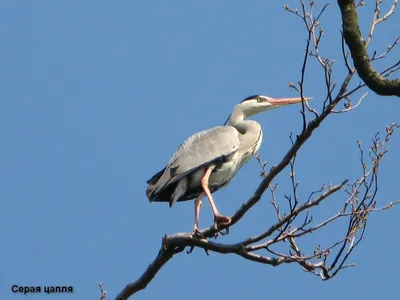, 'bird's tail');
145,167,166,202
146,184,155,202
